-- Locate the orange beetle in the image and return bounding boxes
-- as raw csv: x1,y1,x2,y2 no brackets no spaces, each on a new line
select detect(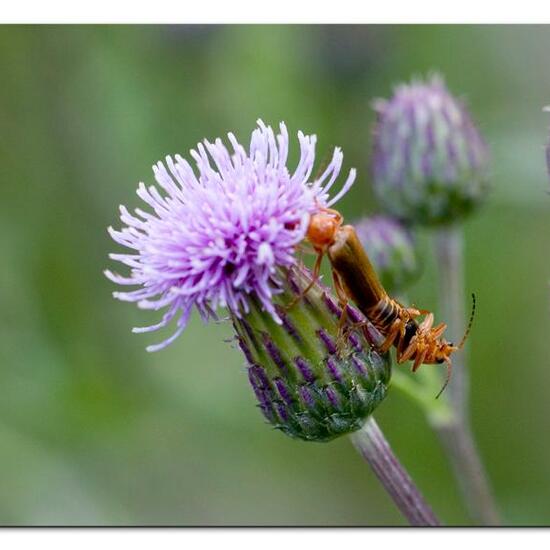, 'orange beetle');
296,207,475,398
